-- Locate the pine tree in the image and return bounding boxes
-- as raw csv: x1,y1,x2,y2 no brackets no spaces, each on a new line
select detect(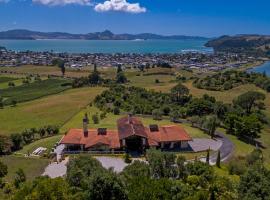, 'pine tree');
206,148,210,165
216,150,221,168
